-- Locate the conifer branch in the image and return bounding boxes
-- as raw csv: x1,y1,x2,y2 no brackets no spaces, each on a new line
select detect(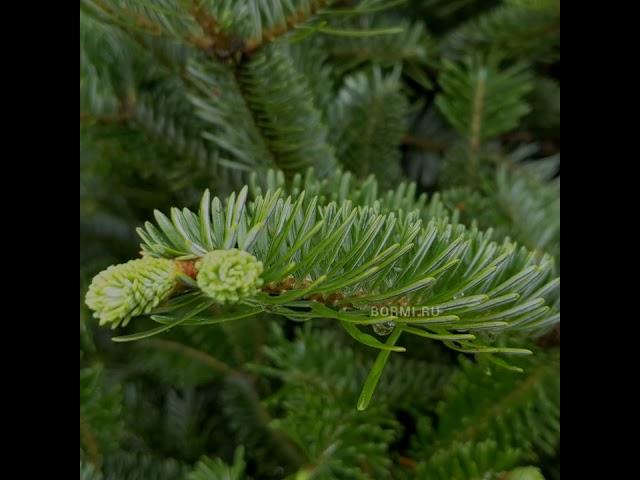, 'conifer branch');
454,362,548,443
142,337,306,467
80,0,560,474
242,0,332,55
227,375,307,468
436,56,533,157
186,1,240,58
85,180,560,408
407,349,559,478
